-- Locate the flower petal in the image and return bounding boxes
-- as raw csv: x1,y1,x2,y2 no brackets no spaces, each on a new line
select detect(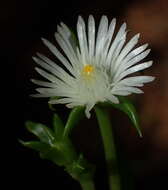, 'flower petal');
59,22,77,52
55,32,79,68
88,15,95,58
35,67,58,83
107,94,119,104
112,86,144,95
85,103,95,118
95,15,108,58
117,76,155,86
77,16,89,63
41,38,73,72
116,33,140,64
114,61,153,82
31,79,57,88
122,43,148,63
33,56,75,86
106,22,127,66
102,18,116,59
115,49,151,75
